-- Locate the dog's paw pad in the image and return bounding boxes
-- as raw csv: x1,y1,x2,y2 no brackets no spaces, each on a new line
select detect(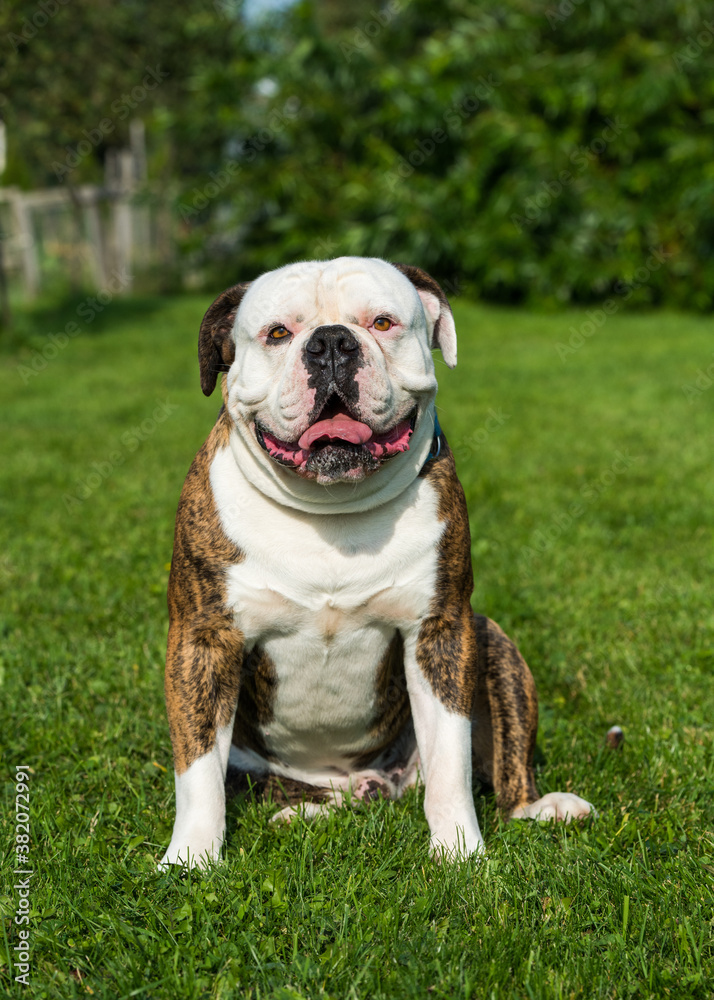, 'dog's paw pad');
353,777,391,801
349,769,396,802
512,792,596,823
